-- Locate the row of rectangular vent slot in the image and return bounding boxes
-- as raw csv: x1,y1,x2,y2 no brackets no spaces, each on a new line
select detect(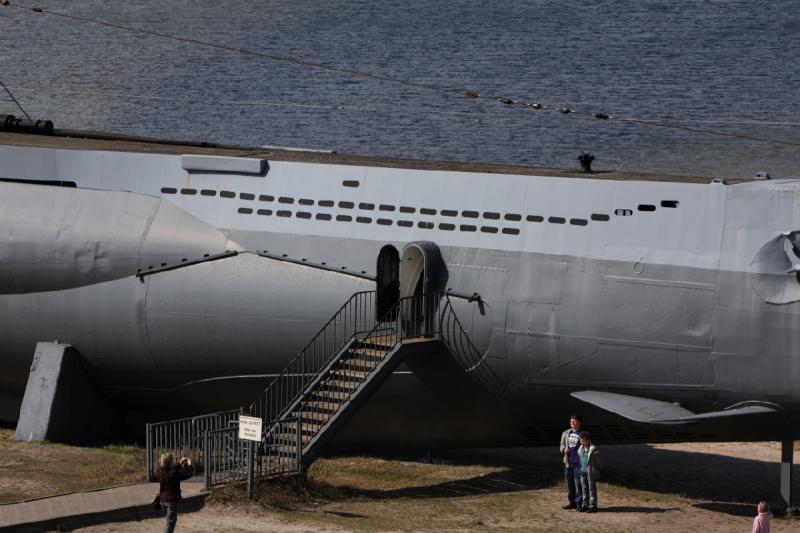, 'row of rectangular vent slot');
160,188,678,226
